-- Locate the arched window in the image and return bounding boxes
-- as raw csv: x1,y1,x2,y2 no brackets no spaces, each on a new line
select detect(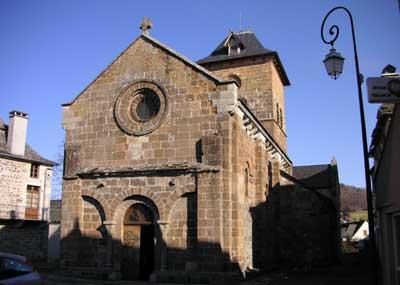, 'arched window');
244,165,249,197
276,103,280,125
228,74,242,88
123,203,154,225
268,161,273,192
